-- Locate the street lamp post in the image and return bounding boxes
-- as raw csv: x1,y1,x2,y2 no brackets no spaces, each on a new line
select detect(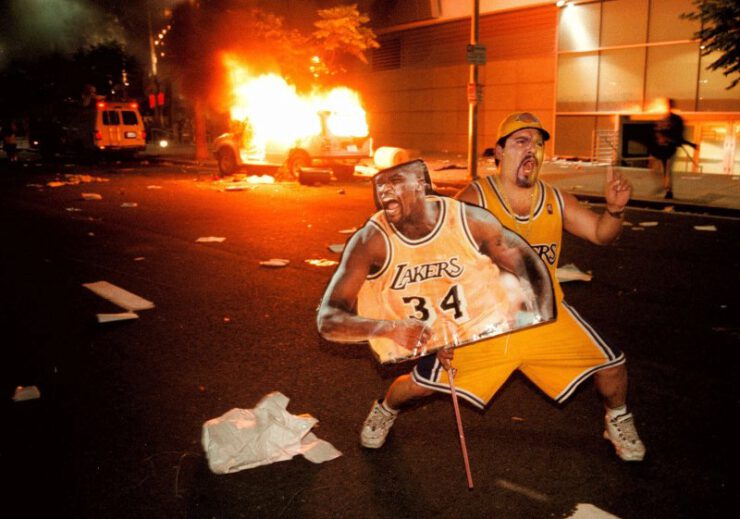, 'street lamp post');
467,0,483,180
147,2,162,128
